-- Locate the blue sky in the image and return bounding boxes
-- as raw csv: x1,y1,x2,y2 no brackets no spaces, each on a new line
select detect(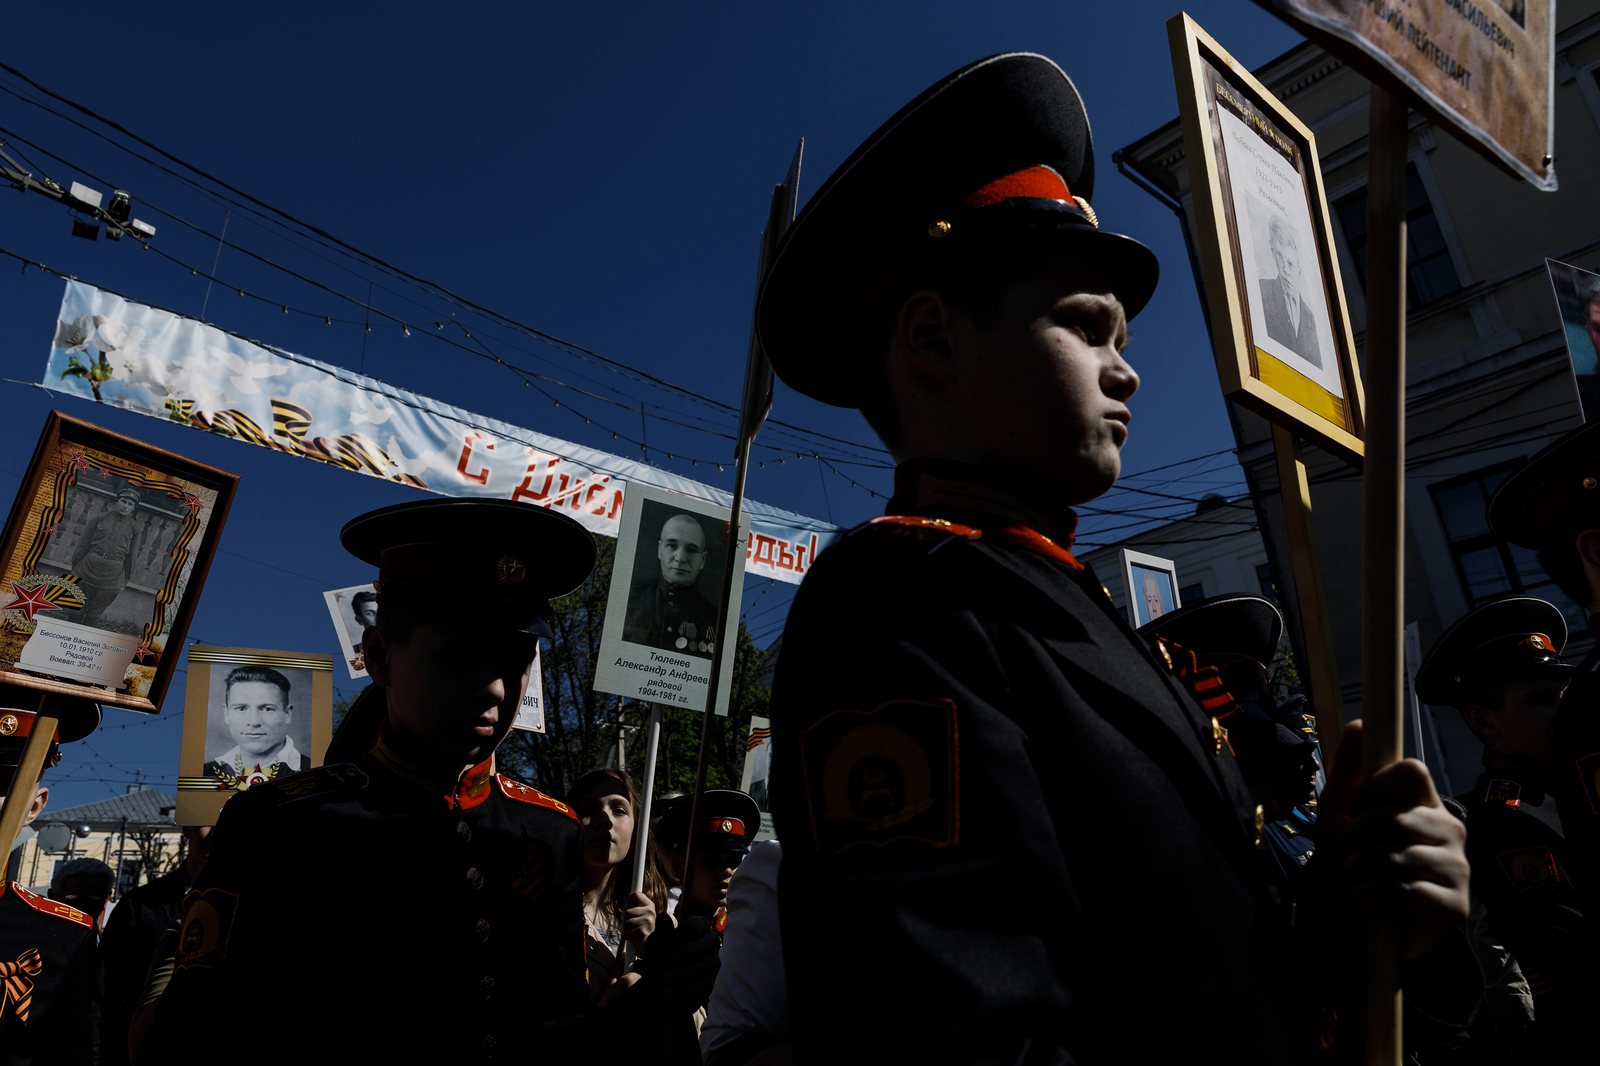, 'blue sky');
0,1,1305,807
